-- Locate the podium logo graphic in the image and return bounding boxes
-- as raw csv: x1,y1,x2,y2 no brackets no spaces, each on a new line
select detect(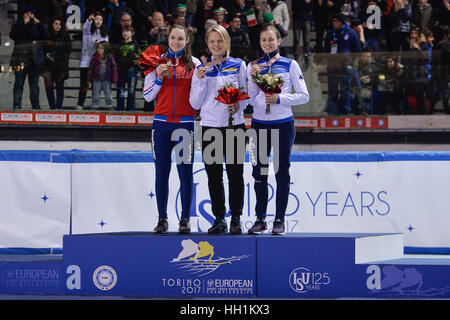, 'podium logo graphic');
93,266,117,291
170,239,249,277
289,267,331,293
